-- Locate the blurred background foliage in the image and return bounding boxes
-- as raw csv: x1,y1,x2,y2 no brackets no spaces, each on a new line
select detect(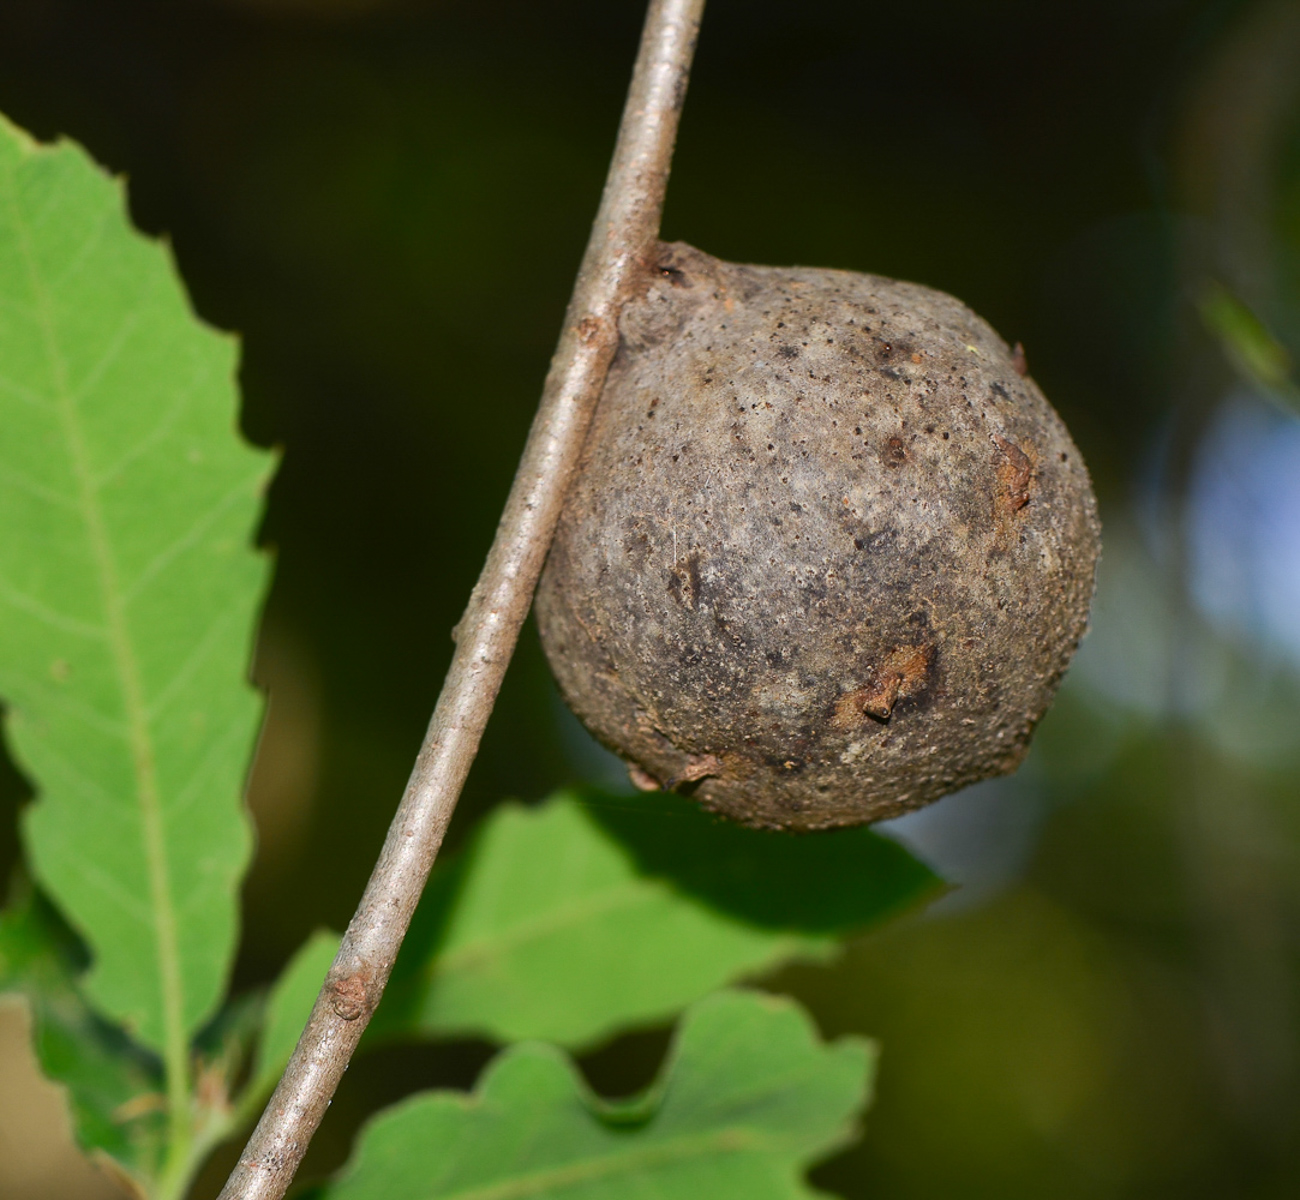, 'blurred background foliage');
1,0,1299,1196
